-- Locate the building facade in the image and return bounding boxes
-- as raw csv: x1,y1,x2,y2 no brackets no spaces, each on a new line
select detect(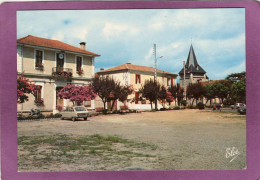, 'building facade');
17,35,100,113
97,63,178,110
179,44,208,88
